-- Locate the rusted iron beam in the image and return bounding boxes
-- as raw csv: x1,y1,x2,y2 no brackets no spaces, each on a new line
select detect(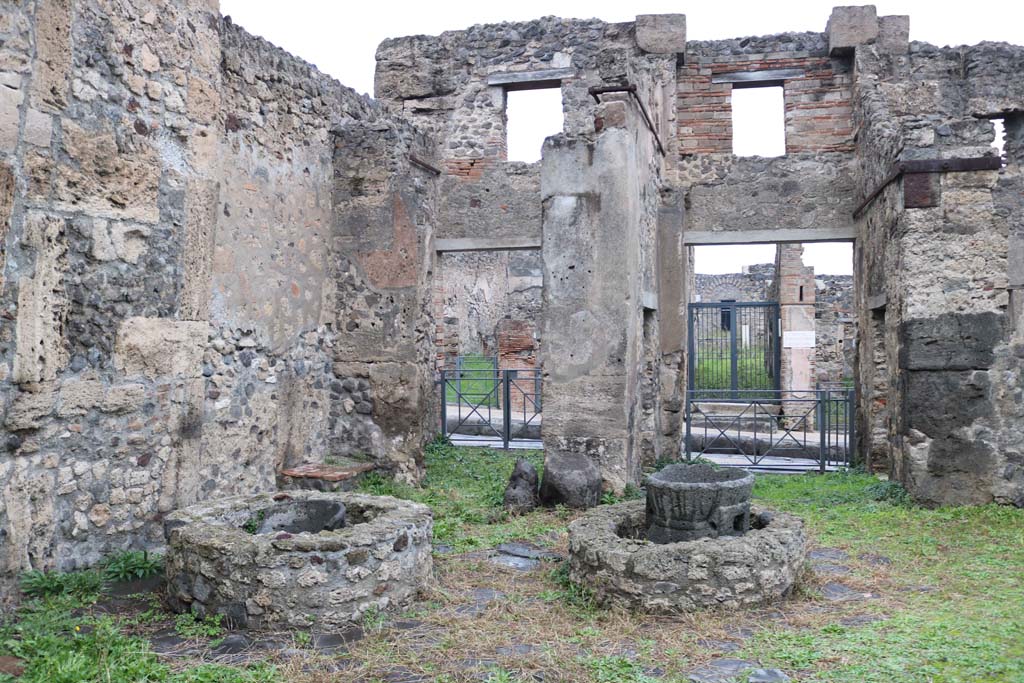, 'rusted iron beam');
852,156,1002,219
587,84,667,157
409,153,442,176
